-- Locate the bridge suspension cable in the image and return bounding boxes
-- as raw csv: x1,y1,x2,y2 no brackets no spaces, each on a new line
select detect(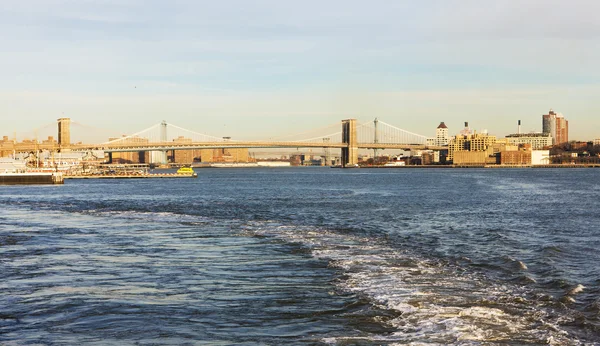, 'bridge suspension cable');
17,121,56,141
357,120,427,145
266,121,342,143
166,123,233,142
103,123,161,144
